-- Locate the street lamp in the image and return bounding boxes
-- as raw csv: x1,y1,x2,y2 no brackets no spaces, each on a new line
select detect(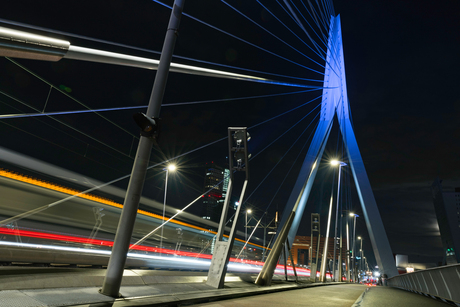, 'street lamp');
245,209,252,259
330,160,346,282
349,213,359,282
160,164,176,252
